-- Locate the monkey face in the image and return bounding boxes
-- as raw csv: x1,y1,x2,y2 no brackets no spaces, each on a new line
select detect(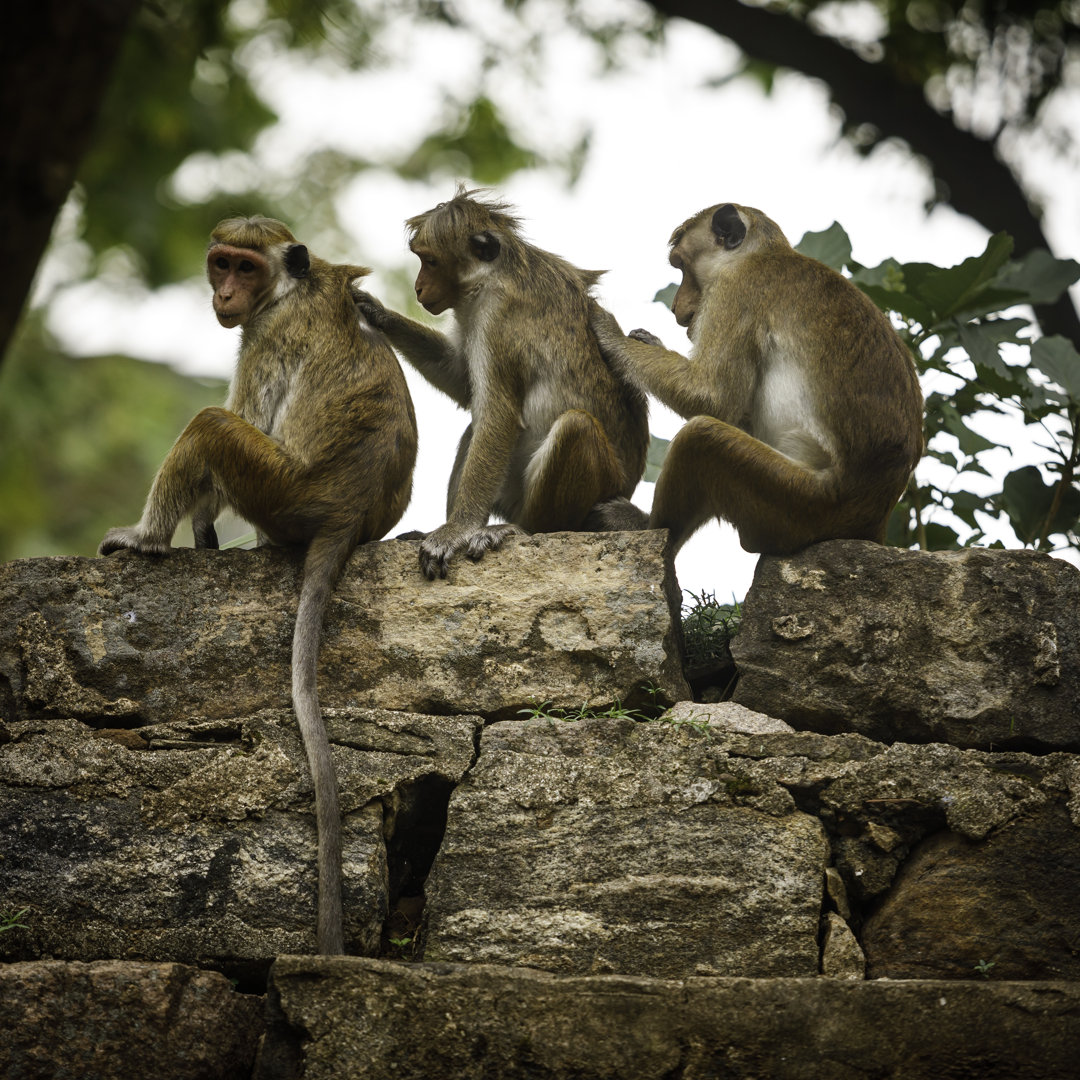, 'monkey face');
207,244,273,328
411,246,459,315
